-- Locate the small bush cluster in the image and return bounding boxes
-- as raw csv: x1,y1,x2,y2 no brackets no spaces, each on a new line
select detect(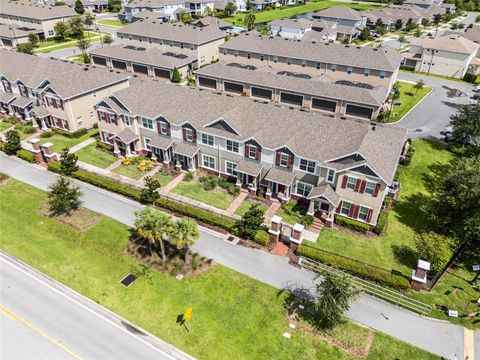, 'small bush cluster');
253,230,269,246
137,159,156,173
300,214,314,227
15,123,36,134
199,174,239,195
40,131,53,138
296,246,410,290
335,216,370,234
52,127,89,138
374,211,388,235
122,157,139,166
16,149,36,163
463,72,477,83
184,171,194,181
0,142,4,152
96,140,114,153
2,116,19,124
400,145,415,166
